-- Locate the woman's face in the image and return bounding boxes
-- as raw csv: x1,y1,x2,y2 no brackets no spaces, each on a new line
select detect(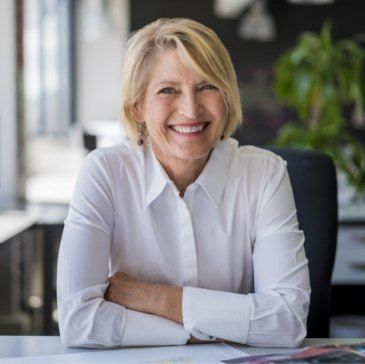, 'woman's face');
136,50,227,168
